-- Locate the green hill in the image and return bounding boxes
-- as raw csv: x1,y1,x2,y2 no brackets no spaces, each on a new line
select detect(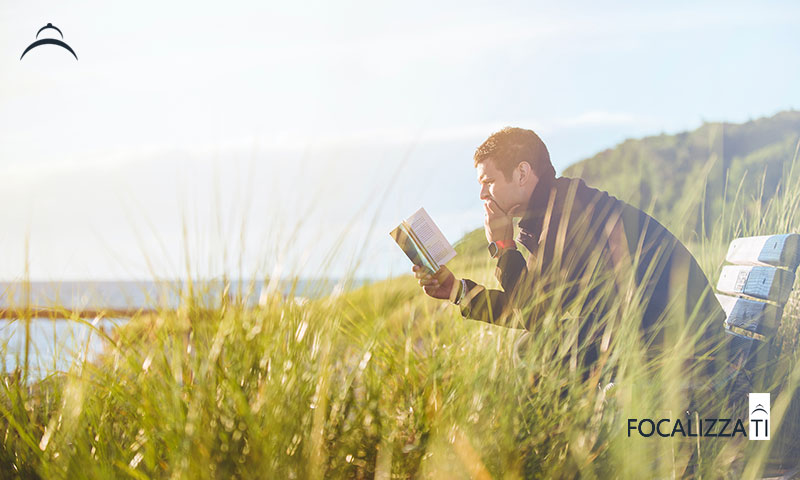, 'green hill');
563,110,800,238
